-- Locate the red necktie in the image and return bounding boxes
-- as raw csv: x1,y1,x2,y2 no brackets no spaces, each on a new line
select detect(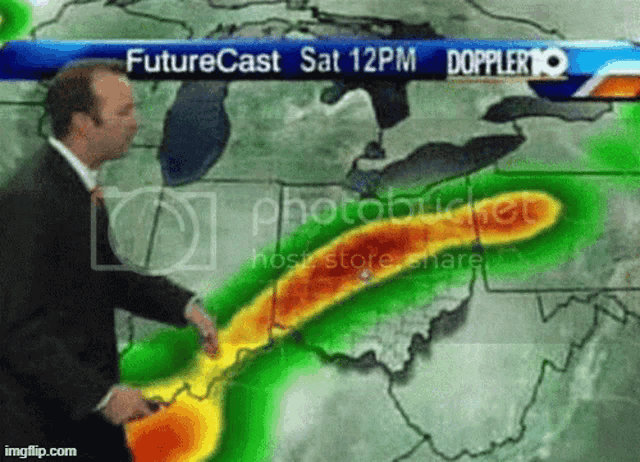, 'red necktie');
90,185,105,207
